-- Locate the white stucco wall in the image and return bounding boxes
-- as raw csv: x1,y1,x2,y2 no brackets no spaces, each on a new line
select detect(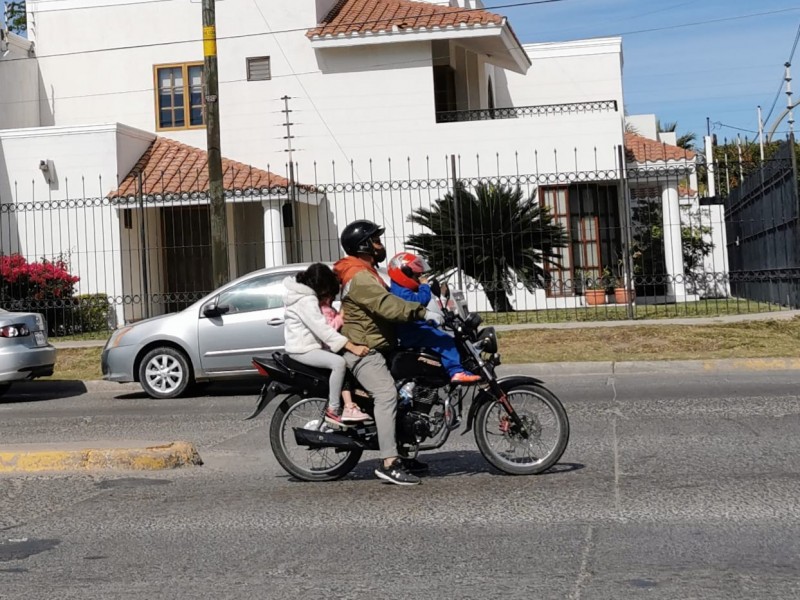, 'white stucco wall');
0,123,155,323
0,33,39,129
22,0,624,181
